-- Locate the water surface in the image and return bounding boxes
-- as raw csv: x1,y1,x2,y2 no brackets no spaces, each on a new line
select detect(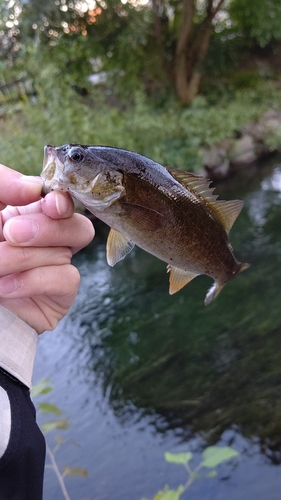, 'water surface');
34,154,281,499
